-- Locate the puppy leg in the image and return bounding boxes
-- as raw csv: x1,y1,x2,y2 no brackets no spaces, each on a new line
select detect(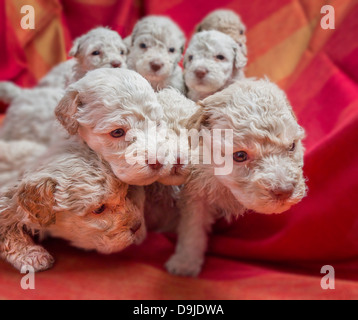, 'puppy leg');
0,227,54,272
165,197,214,277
